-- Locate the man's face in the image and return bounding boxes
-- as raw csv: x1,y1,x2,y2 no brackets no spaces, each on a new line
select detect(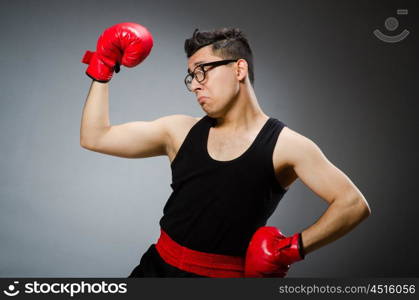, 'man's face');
187,45,239,118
